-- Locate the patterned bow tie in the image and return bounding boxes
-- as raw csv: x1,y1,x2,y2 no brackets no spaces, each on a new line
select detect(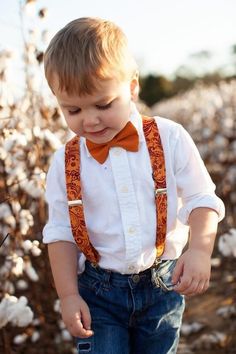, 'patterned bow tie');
86,121,139,164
